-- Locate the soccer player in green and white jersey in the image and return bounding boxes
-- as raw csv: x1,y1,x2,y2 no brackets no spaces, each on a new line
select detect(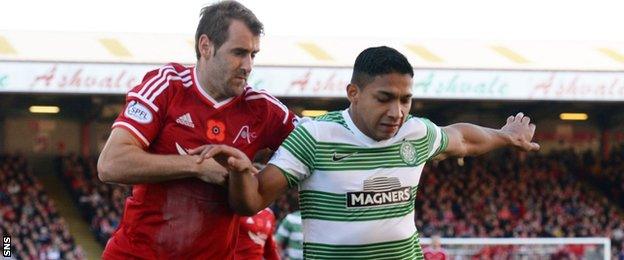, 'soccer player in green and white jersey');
275,210,303,260
192,46,540,259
